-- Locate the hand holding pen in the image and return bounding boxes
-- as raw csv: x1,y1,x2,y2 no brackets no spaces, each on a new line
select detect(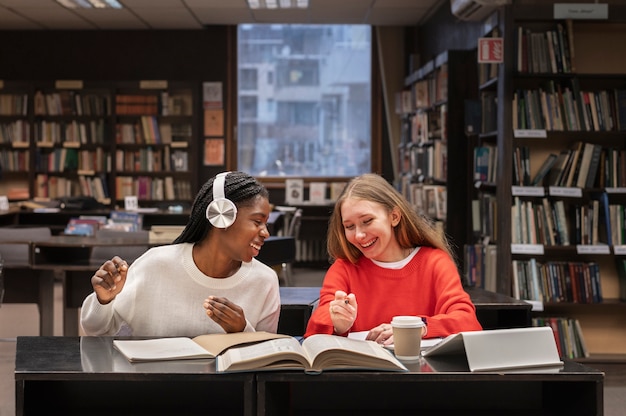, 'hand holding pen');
329,290,357,335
